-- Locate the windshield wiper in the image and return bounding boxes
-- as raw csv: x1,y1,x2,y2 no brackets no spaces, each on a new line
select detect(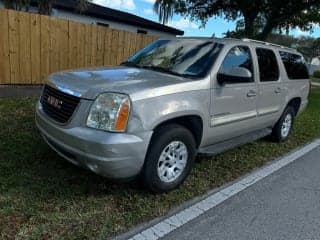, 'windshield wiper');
141,65,195,78
120,61,141,68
